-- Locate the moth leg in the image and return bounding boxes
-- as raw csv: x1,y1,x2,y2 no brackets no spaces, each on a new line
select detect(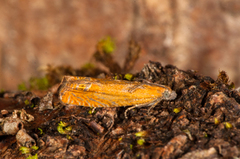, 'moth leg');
124,103,149,119
91,107,96,114
124,99,161,118
147,100,161,115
